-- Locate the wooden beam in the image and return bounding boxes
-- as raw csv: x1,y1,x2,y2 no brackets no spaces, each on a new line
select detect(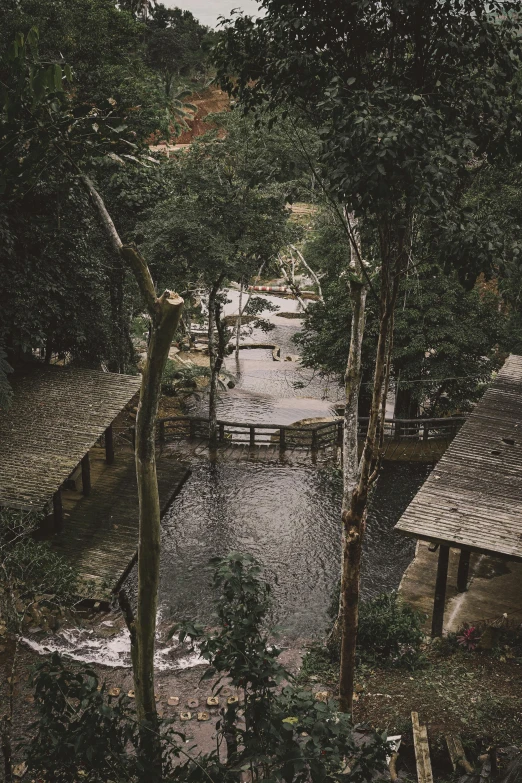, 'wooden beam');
411,712,434,783
105,423,114,465
431,544,449,637
445,734,473,774
457,549,471,593
53,489,63,534
81,453,91,496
